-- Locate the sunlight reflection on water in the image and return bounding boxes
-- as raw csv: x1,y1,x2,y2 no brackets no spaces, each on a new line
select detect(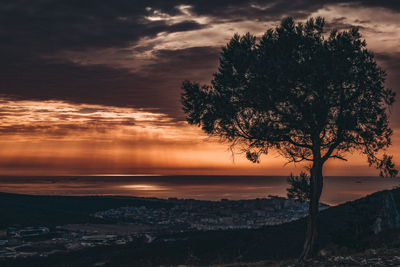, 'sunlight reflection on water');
119,184,167,190
0,176,398,206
